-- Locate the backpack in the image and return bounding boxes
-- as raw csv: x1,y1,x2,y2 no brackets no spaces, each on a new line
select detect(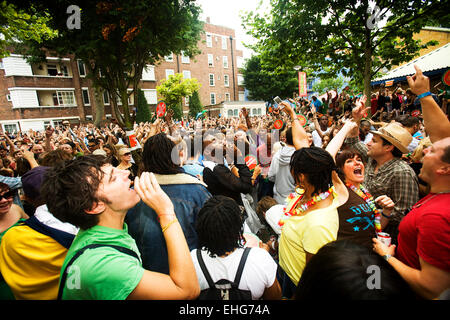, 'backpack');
196,247,252,300
57,244,140,300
